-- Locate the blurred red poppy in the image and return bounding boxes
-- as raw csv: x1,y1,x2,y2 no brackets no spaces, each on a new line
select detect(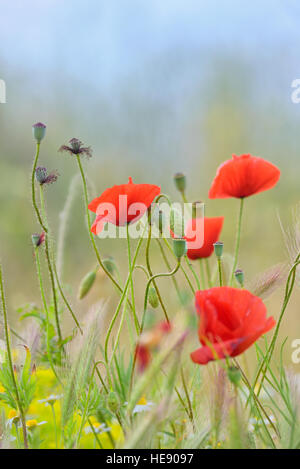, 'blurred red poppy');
185,217,224,260
209,154,280,199
88,177,160,235
191,287,275,365
135,321,172,372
